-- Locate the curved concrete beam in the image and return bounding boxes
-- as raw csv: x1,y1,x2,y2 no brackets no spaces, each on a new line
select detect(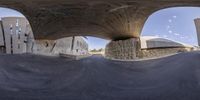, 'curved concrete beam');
0,0,200,40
